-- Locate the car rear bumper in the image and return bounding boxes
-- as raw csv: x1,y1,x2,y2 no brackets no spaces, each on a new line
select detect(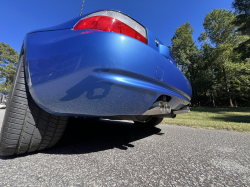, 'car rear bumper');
23,29,192,116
